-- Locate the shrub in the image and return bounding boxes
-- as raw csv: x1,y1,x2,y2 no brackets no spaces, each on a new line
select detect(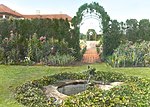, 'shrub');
15,81,49,107
0,47,4,63
107,40,150,67
47,53,75,66
63,80,150,107
0,19,81,63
